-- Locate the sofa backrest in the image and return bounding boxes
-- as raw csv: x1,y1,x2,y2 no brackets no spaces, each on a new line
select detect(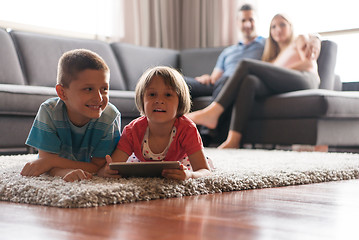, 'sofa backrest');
111,42,179,91
179,47,224,78
317,40,338,90
10,30,127,90
0,28,26,85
